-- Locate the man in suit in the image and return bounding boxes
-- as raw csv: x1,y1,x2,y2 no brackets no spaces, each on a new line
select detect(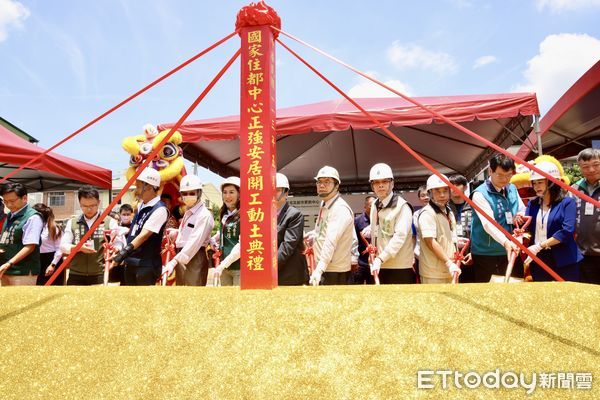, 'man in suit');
276,173,308,285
